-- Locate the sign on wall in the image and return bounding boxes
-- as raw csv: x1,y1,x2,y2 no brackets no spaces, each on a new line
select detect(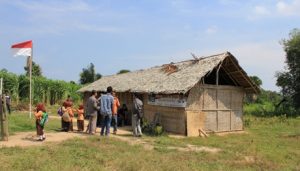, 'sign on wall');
148,94,187,107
